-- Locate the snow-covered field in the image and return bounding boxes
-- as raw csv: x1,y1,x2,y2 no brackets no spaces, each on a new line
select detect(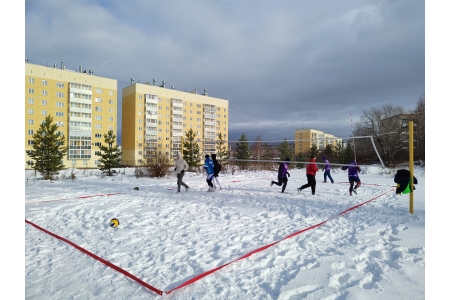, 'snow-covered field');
25,165,425,299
